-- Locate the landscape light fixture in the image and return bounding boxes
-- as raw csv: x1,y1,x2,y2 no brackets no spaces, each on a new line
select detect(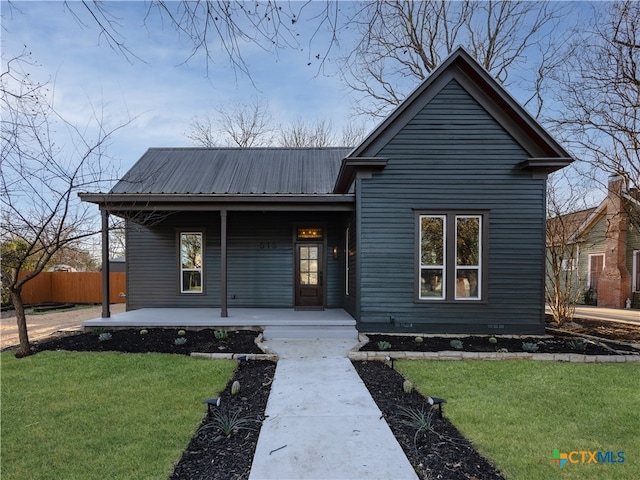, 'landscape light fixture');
236,355,248,362
202,397,221,414
386,356,397,370
428,396,447,418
